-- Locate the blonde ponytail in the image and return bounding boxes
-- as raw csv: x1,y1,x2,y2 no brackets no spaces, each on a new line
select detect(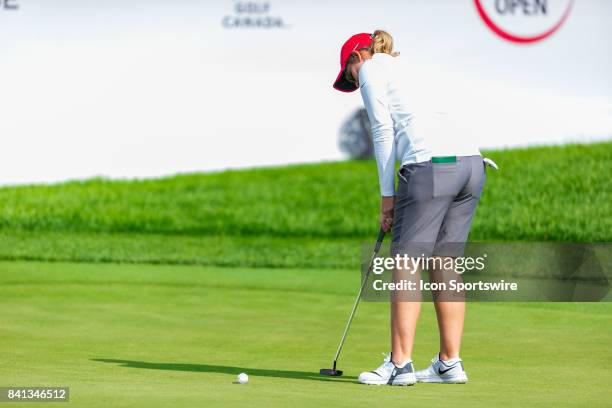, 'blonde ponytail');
367,30,399,56
344,29,400,83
